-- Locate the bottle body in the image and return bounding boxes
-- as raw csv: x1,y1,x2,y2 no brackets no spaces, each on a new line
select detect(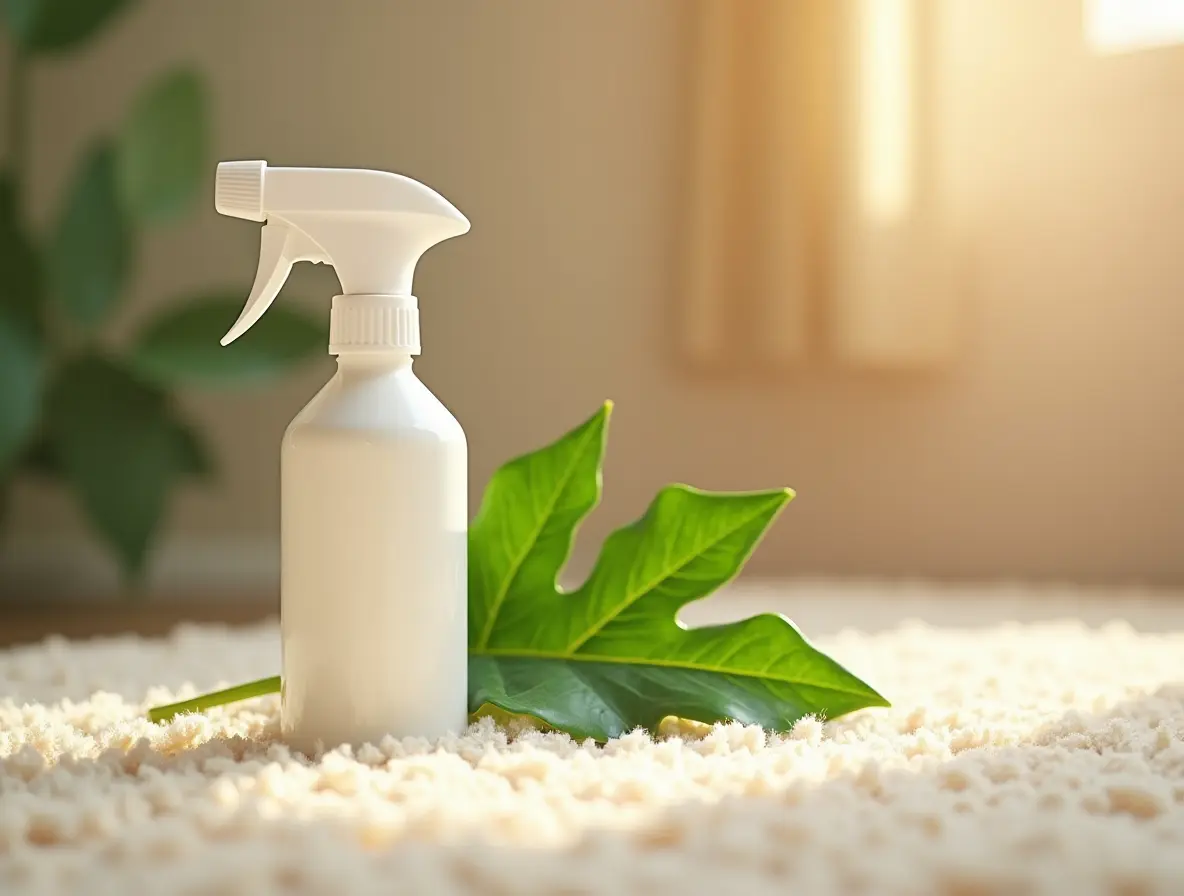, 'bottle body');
279,353,467,754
